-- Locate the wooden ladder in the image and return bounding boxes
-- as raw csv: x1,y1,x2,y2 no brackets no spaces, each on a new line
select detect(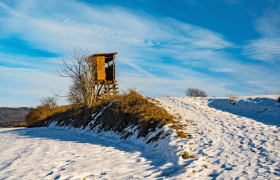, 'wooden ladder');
104,83,119,96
